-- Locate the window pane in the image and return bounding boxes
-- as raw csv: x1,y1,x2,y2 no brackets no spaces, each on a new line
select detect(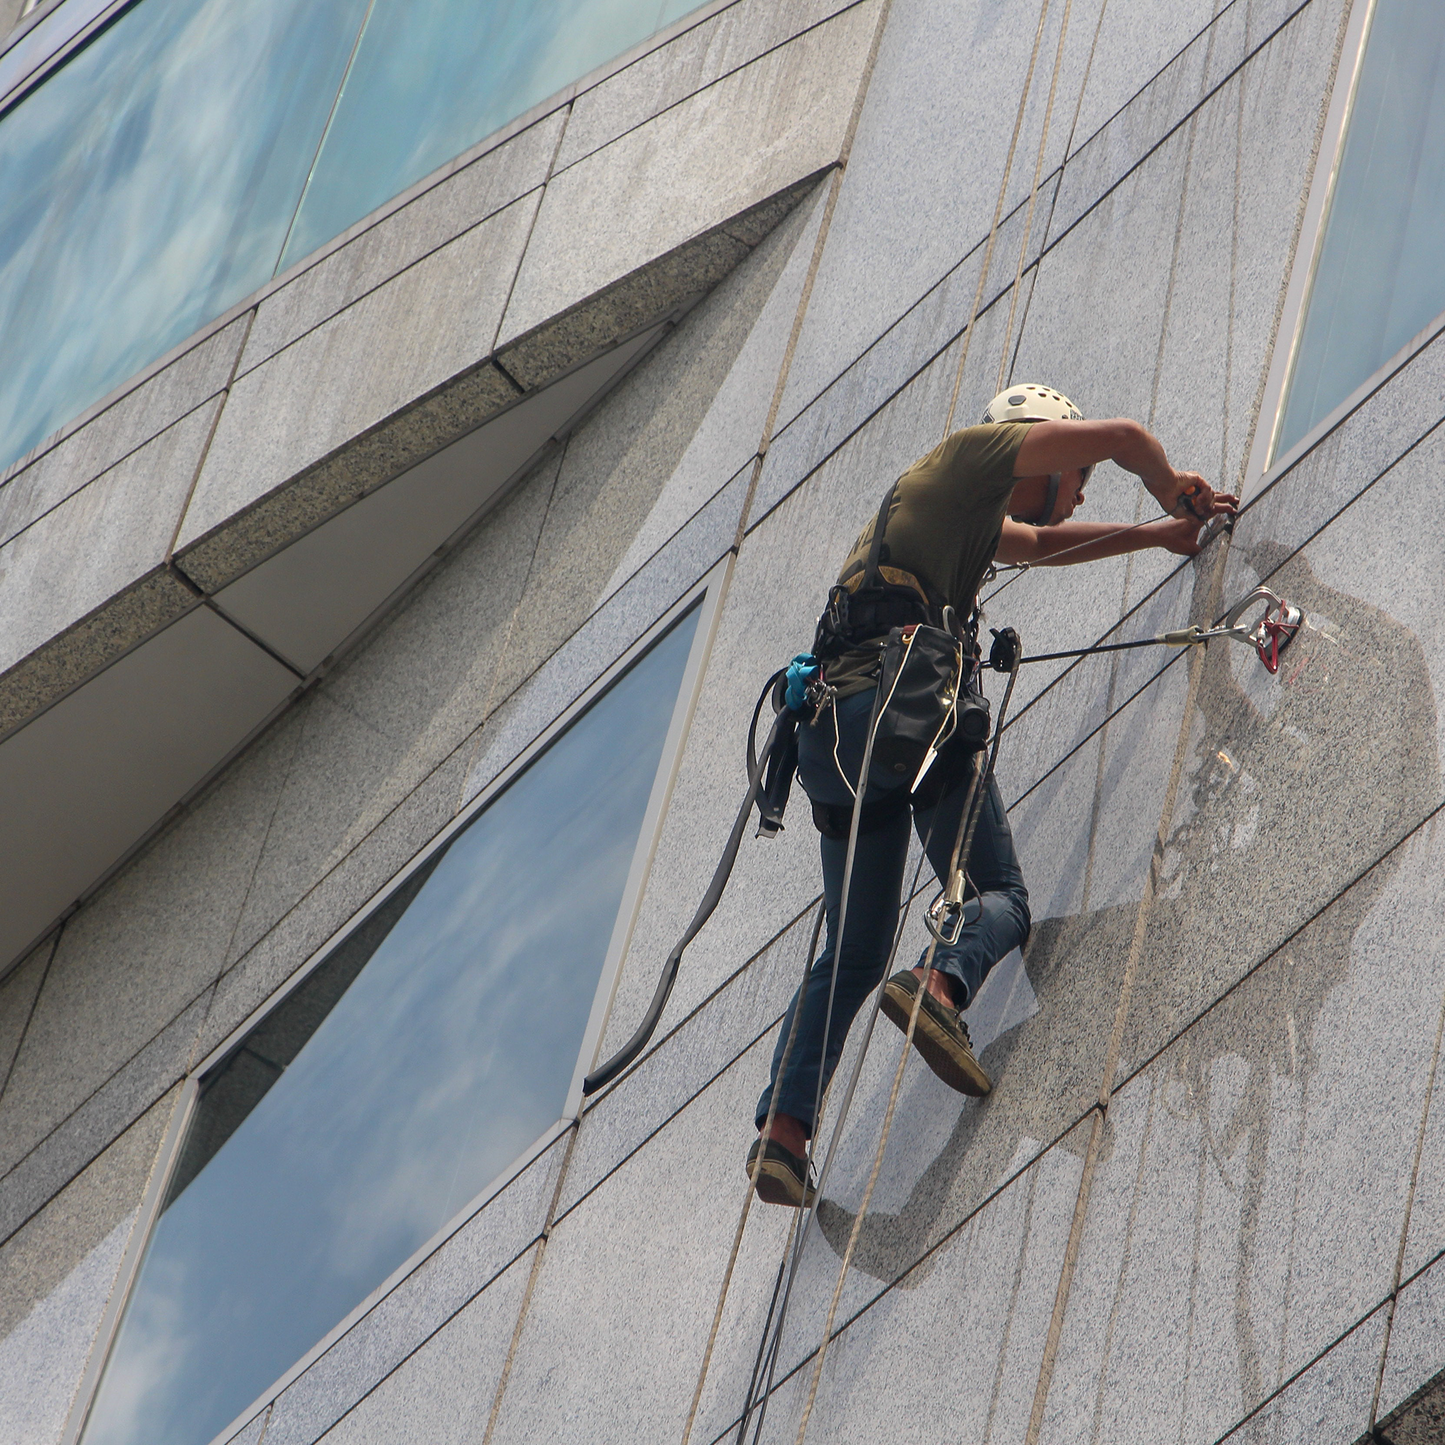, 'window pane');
1276,0,1445,455
0,0,368,470
79,604,700,1445
280,0,699,268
